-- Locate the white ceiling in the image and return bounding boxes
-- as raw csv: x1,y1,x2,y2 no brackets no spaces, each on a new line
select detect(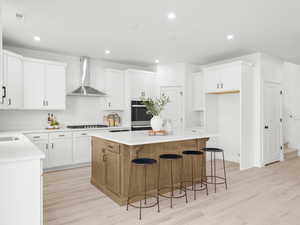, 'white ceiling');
3,0,300,66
